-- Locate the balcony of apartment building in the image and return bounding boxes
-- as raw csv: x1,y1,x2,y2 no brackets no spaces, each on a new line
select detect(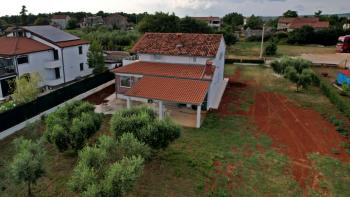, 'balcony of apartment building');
0,57,16,79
